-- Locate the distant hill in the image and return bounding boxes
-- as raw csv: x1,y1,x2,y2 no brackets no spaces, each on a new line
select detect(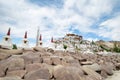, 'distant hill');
96,40,120,53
